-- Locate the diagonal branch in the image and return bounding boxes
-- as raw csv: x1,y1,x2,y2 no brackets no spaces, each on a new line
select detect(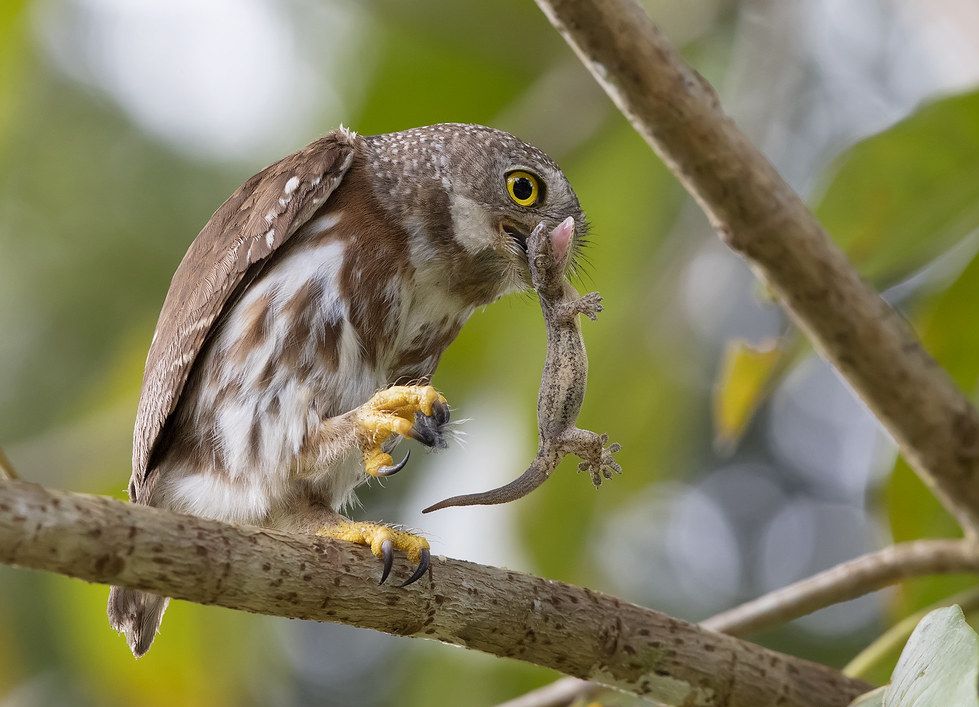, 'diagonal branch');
533,0,979,536
702,540,979,637
0,479,869,707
